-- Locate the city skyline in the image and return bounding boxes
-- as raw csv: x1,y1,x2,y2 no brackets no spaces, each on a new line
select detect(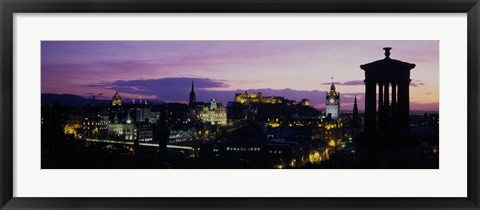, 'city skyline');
41,40,439,111
41,41,439,169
